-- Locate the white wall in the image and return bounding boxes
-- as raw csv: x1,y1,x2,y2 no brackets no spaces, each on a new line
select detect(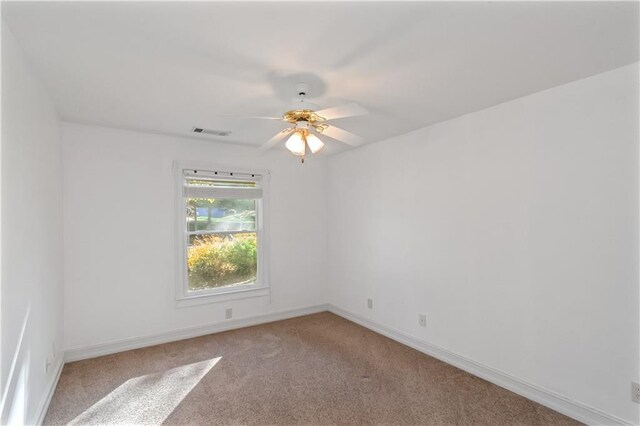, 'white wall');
62,123,327,351
1,24,64,424
327,64,639,424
